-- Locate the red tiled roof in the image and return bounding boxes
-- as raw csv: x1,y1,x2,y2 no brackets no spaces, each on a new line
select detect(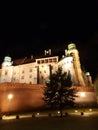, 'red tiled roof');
13,57,35,65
